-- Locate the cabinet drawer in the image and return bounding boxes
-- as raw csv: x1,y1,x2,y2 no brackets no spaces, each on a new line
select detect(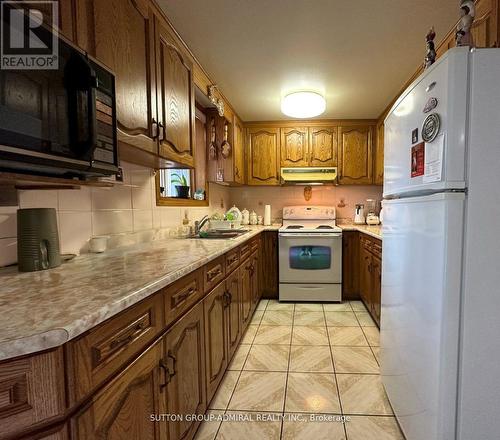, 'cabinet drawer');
360,236,373,251
240,241,252,261
0,350,65,438
66,294,163,404
372,239,382,257
164,268,204,326
204,257,225,293
225,248,240,275
251,237,260,252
